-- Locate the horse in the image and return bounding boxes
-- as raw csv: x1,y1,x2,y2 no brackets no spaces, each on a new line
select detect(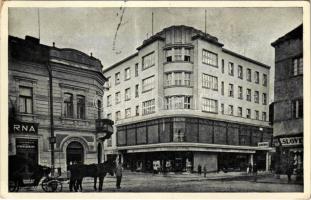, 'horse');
68,160,115,192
